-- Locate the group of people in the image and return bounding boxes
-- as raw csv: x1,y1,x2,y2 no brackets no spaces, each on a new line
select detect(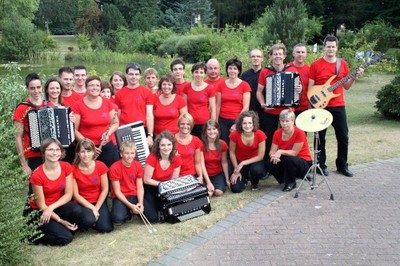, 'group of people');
14,35,364,246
